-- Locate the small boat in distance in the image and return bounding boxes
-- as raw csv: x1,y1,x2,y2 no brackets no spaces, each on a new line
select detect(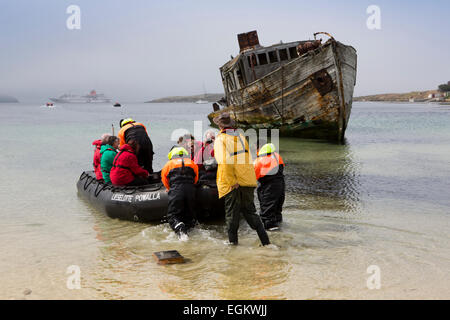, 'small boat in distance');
196,83,209,104
113,102,121,107
50,90,111,103
44,102,56,108
208,31,357,141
